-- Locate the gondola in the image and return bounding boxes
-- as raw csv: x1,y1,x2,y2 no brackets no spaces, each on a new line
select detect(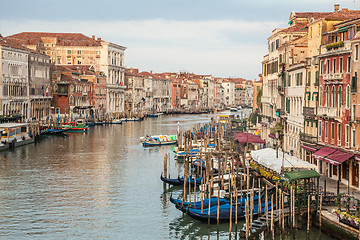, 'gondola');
160,174,183,186
170,195,229,210
178,176,205,185
185,200,275,223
